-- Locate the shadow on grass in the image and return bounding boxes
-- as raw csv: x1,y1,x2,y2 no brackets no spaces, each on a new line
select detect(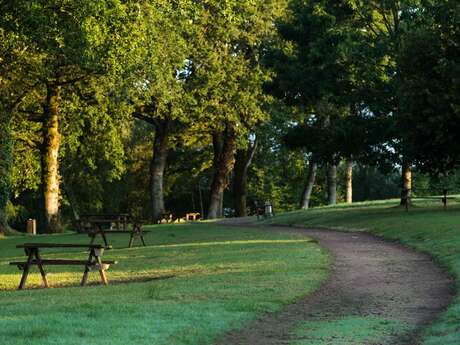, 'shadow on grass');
1,274,176,292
